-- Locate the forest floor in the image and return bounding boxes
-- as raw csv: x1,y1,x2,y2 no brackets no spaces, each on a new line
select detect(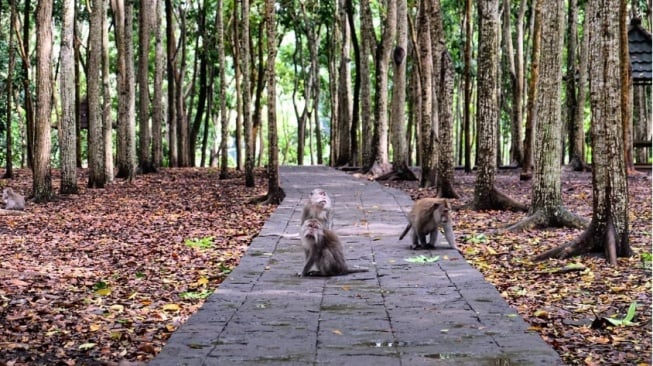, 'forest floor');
0,167,650,365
